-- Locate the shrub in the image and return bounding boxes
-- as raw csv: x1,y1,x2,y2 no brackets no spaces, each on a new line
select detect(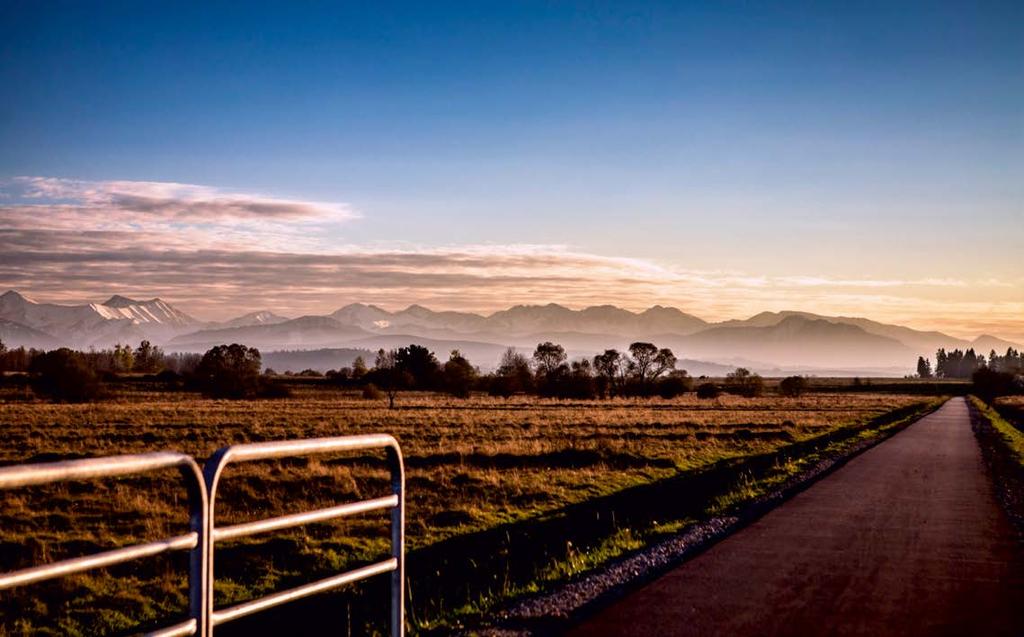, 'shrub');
973,368,1022,402
696,382,721,399
362,383,383,400
325,368,351,385
29,348,102,402
155,369,180,382
778,375,807,397
487,375,516,398
155,369,182,390
258,380,293,398
658,373,692,399
193,344,262,399
725,368,764,397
